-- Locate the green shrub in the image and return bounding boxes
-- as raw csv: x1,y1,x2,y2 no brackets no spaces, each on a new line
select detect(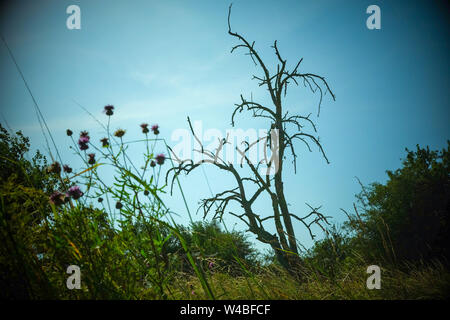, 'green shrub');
343,143,450,265
0,124,59,299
